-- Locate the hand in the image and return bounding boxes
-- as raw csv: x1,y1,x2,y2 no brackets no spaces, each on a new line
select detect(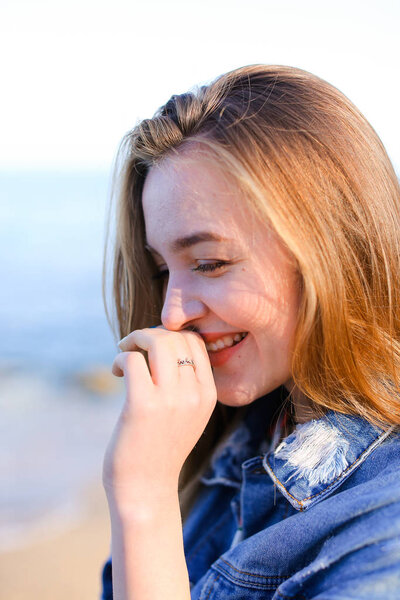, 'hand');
102,326,217,510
